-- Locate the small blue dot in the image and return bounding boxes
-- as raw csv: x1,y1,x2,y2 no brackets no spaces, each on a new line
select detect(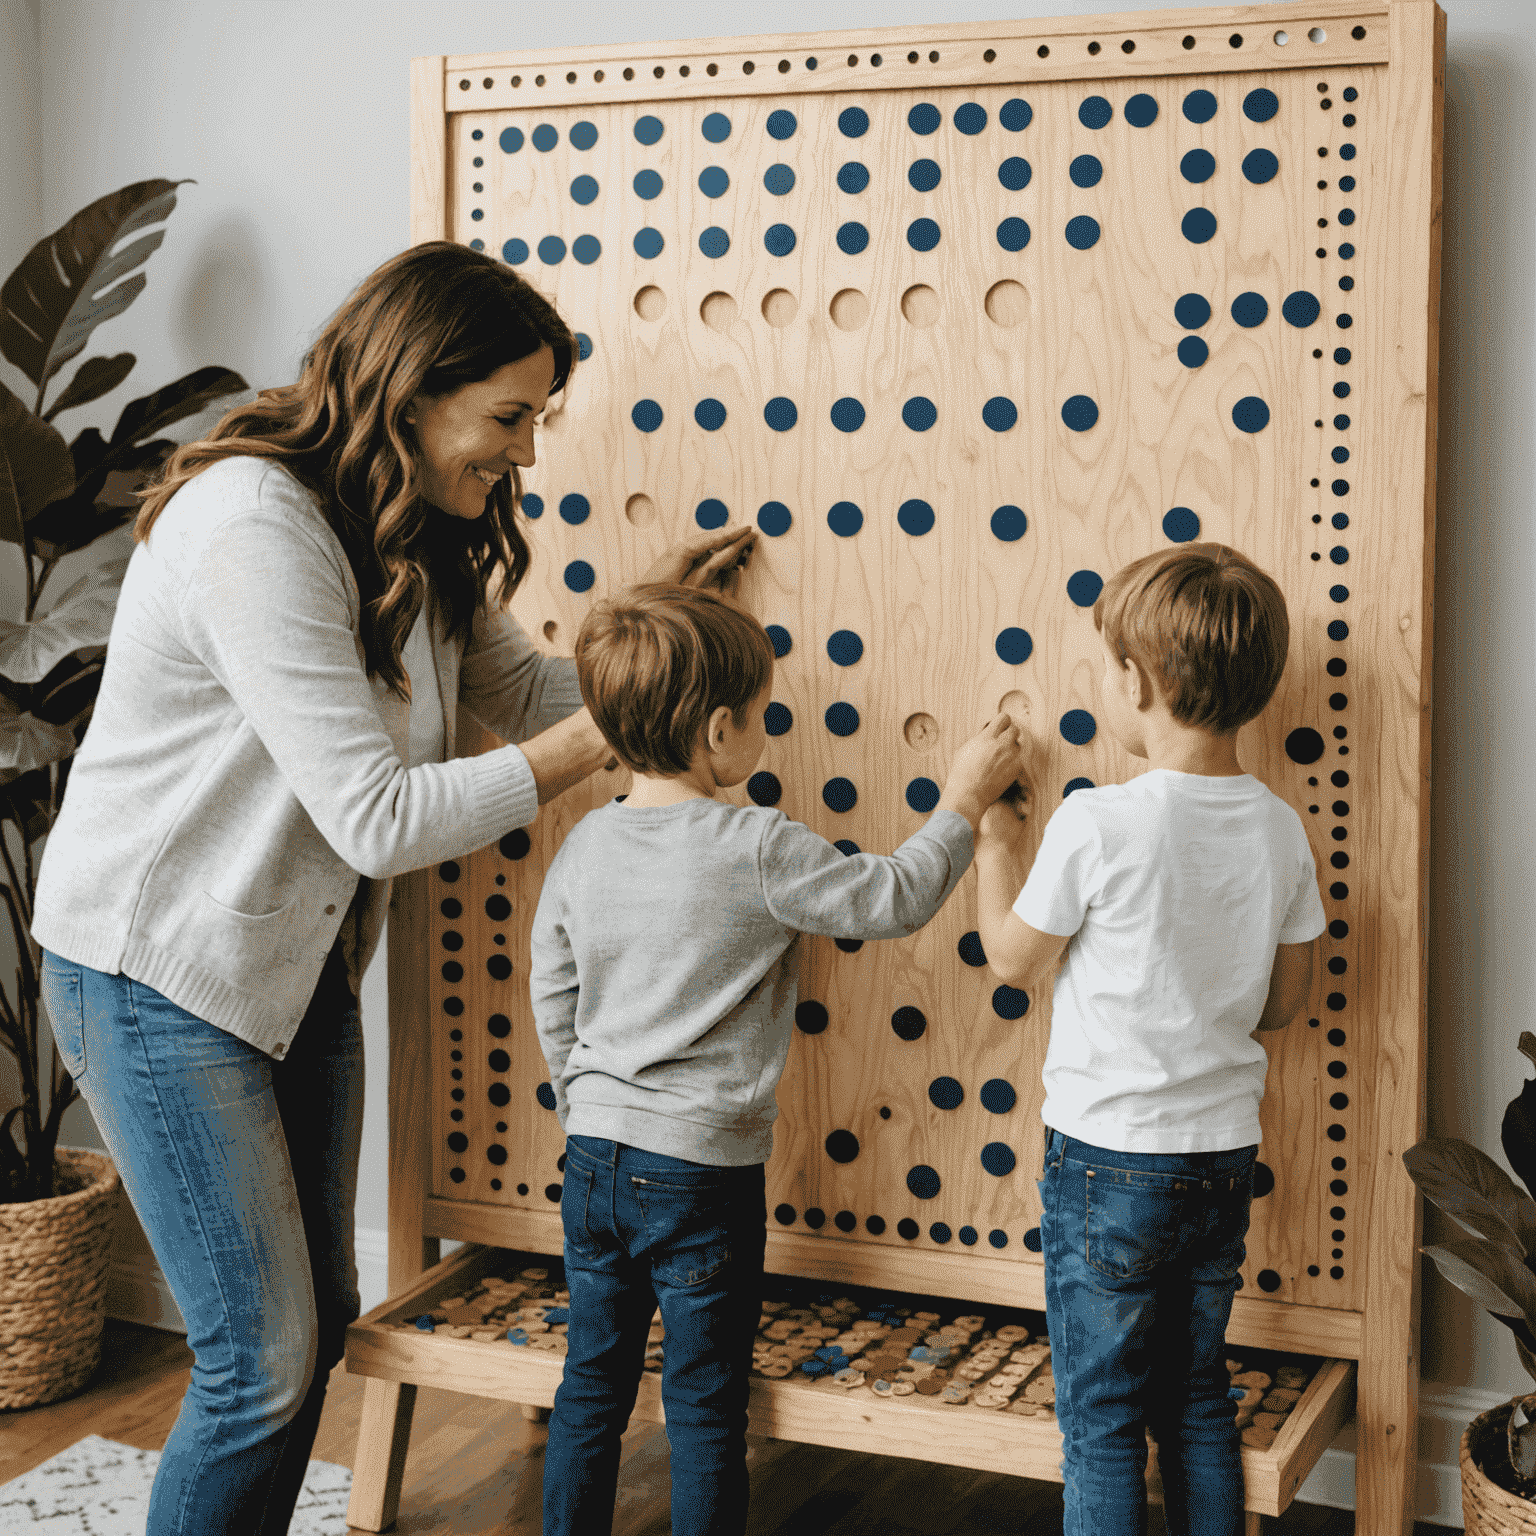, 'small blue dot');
767,109,797,140
1333,447,1351,464
1065,216,1101,250
1079,96,1112,129
997,217,1031,252
695,498,728,529
837,222,869,254
698,165,730,198
764,397,798,432
538,236,566,265
1340,143,1356,160
1001,98,1033,131
764,223,797,257
1071,154,1104,188
1232,396,1271,434
909,158,942,192
1061,395,1099,432
1283,291,1322,327
1334,381,1352,398
1023,1227,1043,1252
1337,313,1354,329
694,398,727,431
989,1229,1009,1249
998,157,1032,191
837,162,869,194
469,239,484,250
996,627,1033,664
747,771,782,806
983,397,1018,433
1060,709,1097,745
1183,89,1218,123
907,1165,941,1199
757,501,793,537
908,103,941,135
991,505,1026,542
1331,545,1349,563
575,333,592,361
959,931,987,966
1178,336,1209,368
520,493,543,519
827,630,864,666
702,112,731,143
1067,570,1103,607
699,227,730,258
631,399,663,432
1231,292,1269,328
471,130,483,142
959,1226,978,1245
1331,585,1349,603
536,1082,557,1110
1064,777,1094,796
1329,620,1350,641
824,702,859,737
823,777,857,813
981,1143,1017,1176
1181,149,1216,184
955,103,988,134
1163,507,1201,542
634,115,664,145
1244,88,1280,123
907,218,941,252
499,127,524,154
930,1223,952,1244
764,164,795,196
827,501,863,537
559,493,590,525
1125,93,1159,127
572,235,601,265
981,1076,1019,1109
1333,508,1350,525
839,106,869,138
502,238,529,265
830,397,866,433
571,174,599,205
470,209,484,222
634,228,664,259
1243,149,1280,185
1182,208,1218,243
1332,481,1350,498
563,560,595,593
928,1076,964,1110
906,777,941,813
1175,293,1212,329
633,169,663,200
903,397,937,432
766,625,792,658
898,499,934,536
